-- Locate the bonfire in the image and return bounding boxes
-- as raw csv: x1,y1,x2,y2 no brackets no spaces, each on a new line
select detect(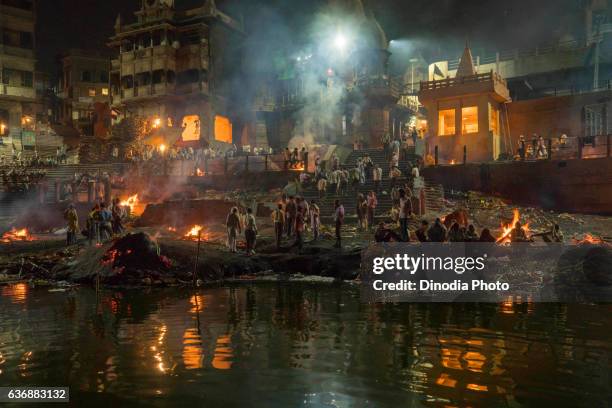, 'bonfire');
1,227,34,243
496,209,530,243
183,225,212,242
120,194,139,213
